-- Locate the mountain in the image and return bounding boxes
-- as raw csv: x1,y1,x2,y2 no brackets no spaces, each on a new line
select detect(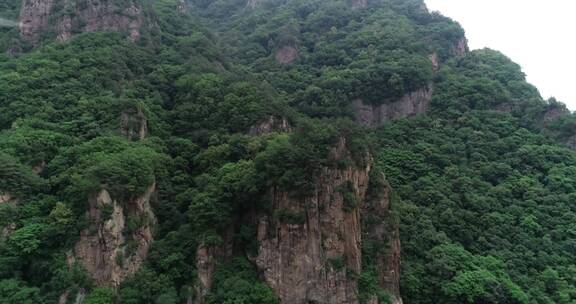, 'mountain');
1,0,576,303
